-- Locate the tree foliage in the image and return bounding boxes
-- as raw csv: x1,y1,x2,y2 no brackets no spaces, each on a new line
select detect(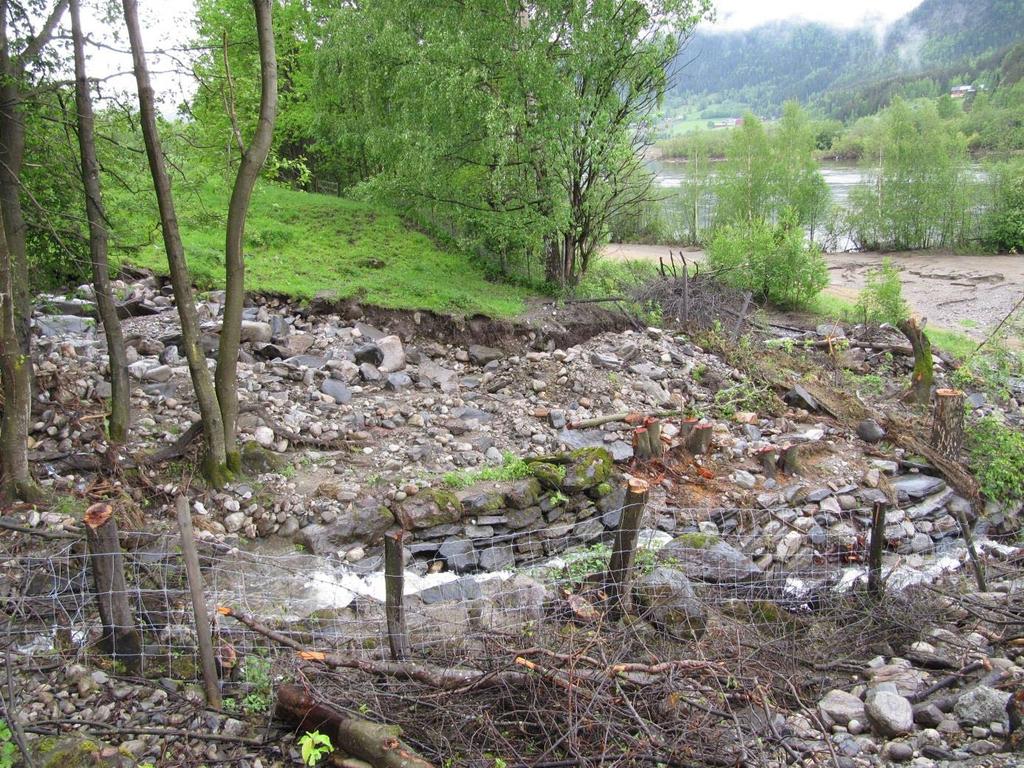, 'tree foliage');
312,0,712,287
847,98,974,250
706,214,828,309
